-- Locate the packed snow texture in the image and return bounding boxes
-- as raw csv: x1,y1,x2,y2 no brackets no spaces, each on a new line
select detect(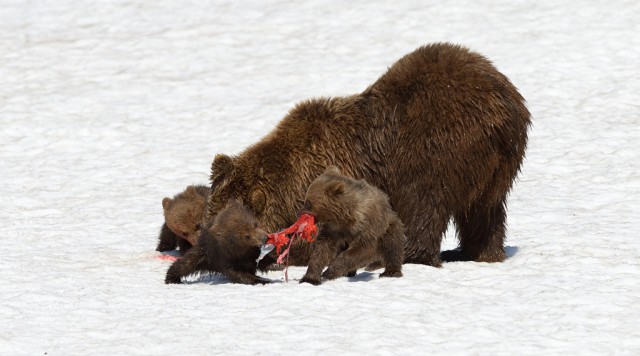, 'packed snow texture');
1,0,639,354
